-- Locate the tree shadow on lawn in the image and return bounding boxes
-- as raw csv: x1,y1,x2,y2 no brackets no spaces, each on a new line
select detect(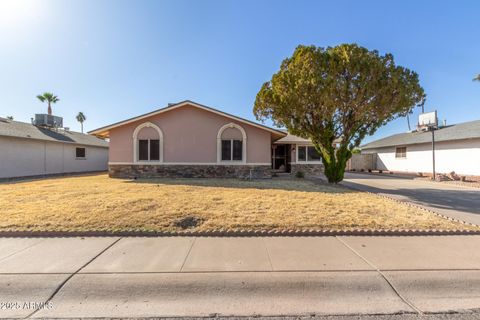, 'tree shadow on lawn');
124,177,353,194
